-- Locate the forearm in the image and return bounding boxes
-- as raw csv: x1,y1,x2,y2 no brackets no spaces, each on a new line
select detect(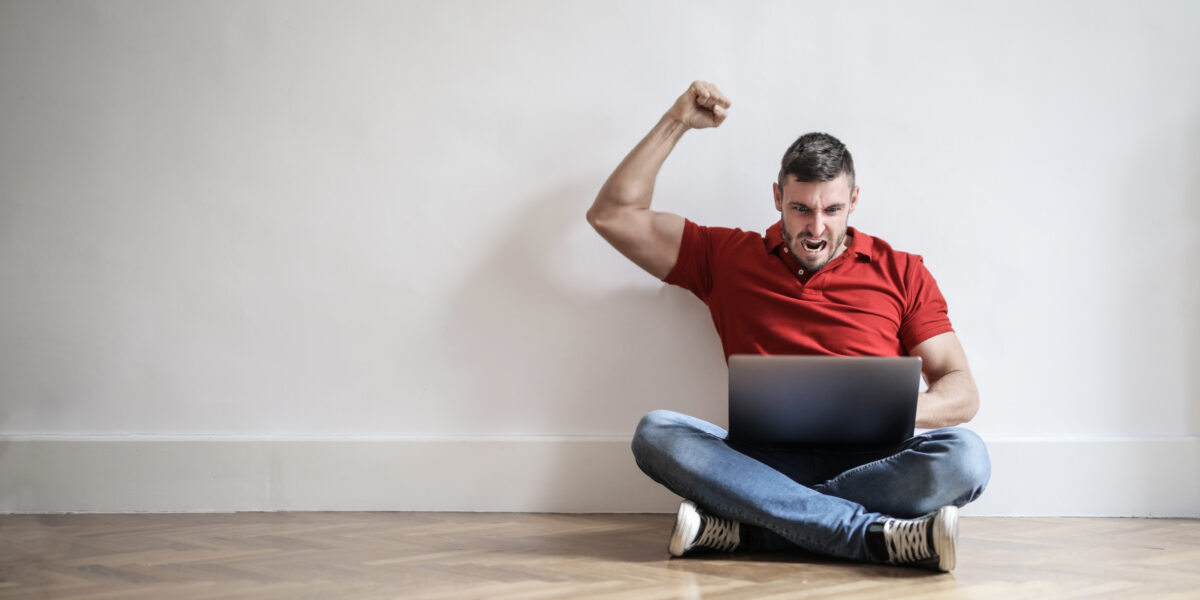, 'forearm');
588,115,689,221
915,369,979,429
